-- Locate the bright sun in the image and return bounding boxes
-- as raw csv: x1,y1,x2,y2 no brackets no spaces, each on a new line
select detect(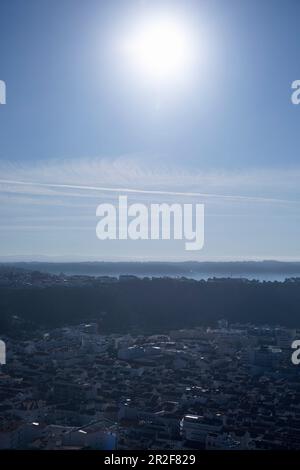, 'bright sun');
123,15,194,83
